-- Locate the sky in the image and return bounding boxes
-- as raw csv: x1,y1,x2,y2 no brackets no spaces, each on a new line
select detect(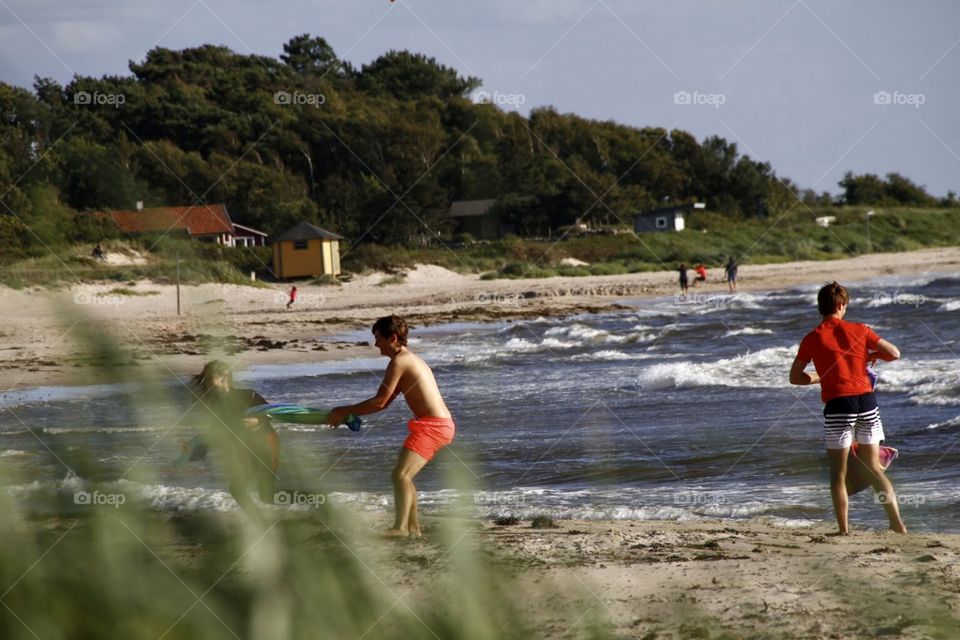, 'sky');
1,0,957,197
